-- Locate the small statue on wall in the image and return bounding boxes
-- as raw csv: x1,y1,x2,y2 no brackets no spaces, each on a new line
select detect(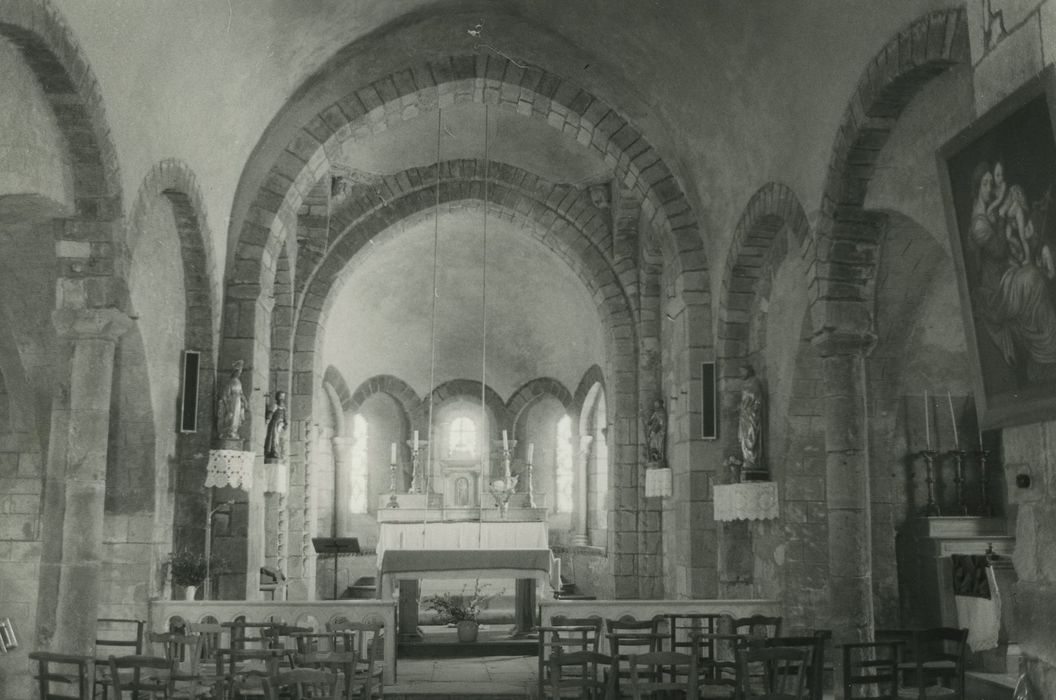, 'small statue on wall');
738,364,766,479
646,398,667,465
216,360,248,441
264,390,288,463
